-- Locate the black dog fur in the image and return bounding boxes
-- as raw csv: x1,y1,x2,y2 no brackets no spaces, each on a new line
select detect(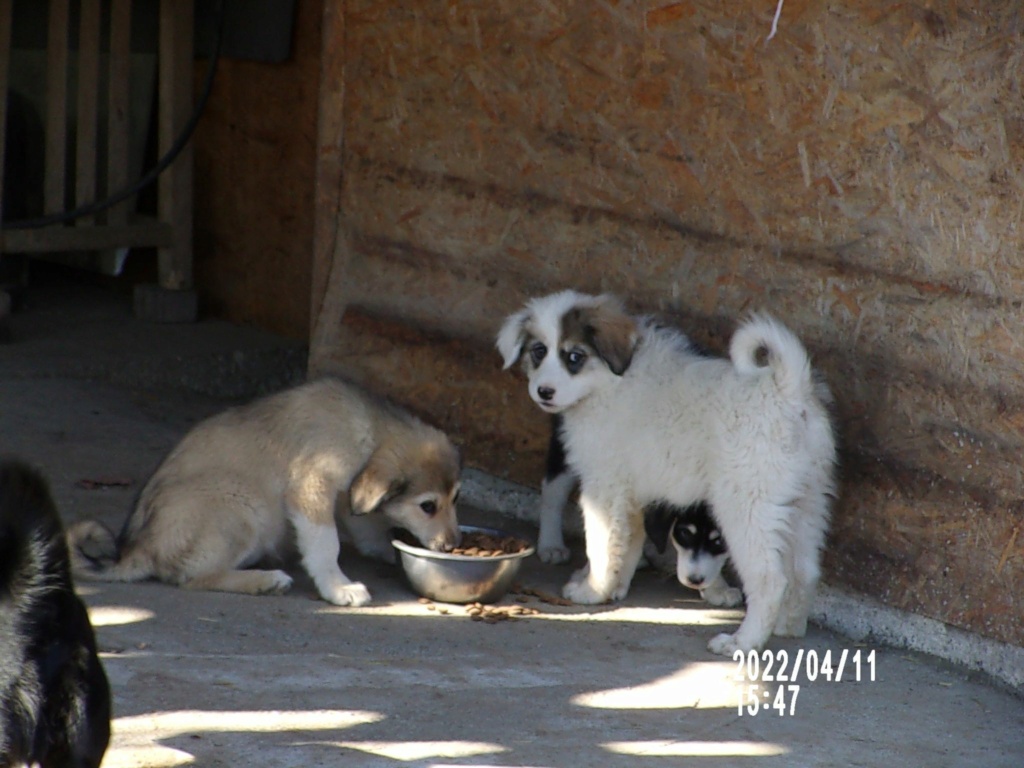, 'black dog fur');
0,459,111,768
